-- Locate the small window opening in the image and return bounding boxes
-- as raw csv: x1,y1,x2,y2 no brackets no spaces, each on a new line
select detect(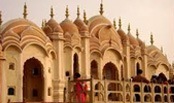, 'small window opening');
9,63,15,70
8,87,15,95
48,87,51,96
